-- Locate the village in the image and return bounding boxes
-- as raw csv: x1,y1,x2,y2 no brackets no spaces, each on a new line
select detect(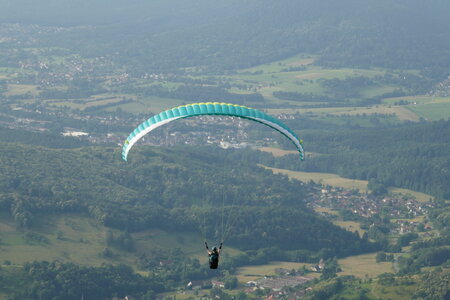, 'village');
306,184,435,234
0,104,275,150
